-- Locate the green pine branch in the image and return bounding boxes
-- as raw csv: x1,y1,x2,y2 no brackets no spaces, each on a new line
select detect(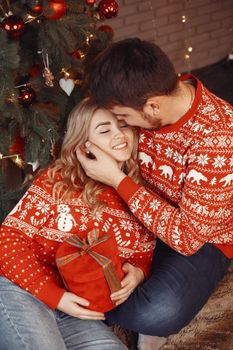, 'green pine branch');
0,0,114,214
